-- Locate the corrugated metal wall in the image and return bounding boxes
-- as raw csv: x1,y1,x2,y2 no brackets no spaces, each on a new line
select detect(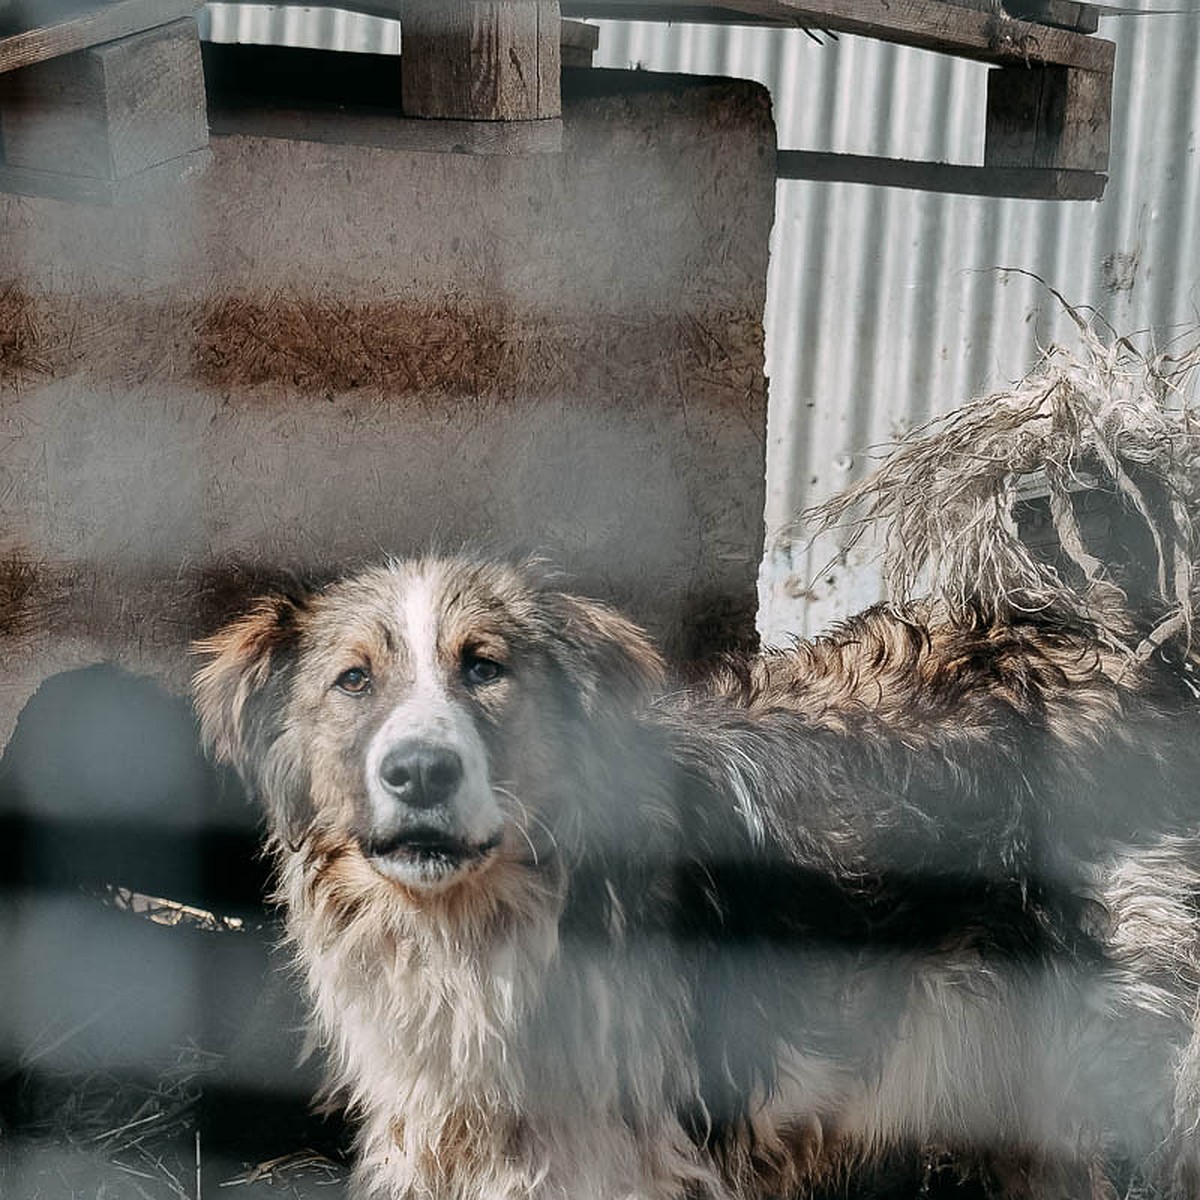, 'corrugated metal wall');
201,4,1200,641
203,2,399,51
